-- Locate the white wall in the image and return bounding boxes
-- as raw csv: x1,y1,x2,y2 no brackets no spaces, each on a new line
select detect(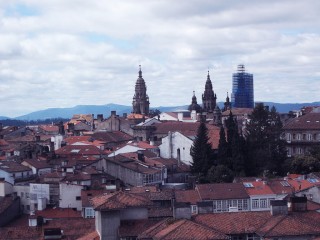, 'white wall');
59,182,83,211
0,181,13,197
159,131,193,165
